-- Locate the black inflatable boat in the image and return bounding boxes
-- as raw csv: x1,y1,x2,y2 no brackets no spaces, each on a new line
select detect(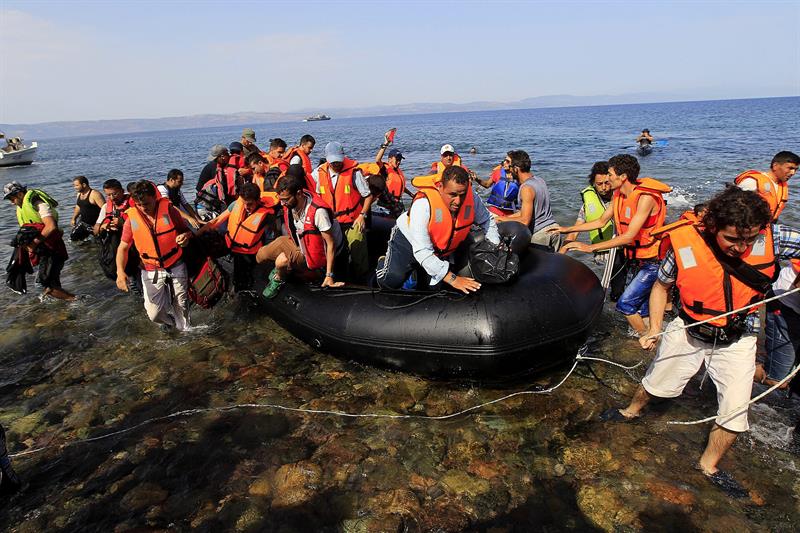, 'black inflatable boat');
256,220,604,380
